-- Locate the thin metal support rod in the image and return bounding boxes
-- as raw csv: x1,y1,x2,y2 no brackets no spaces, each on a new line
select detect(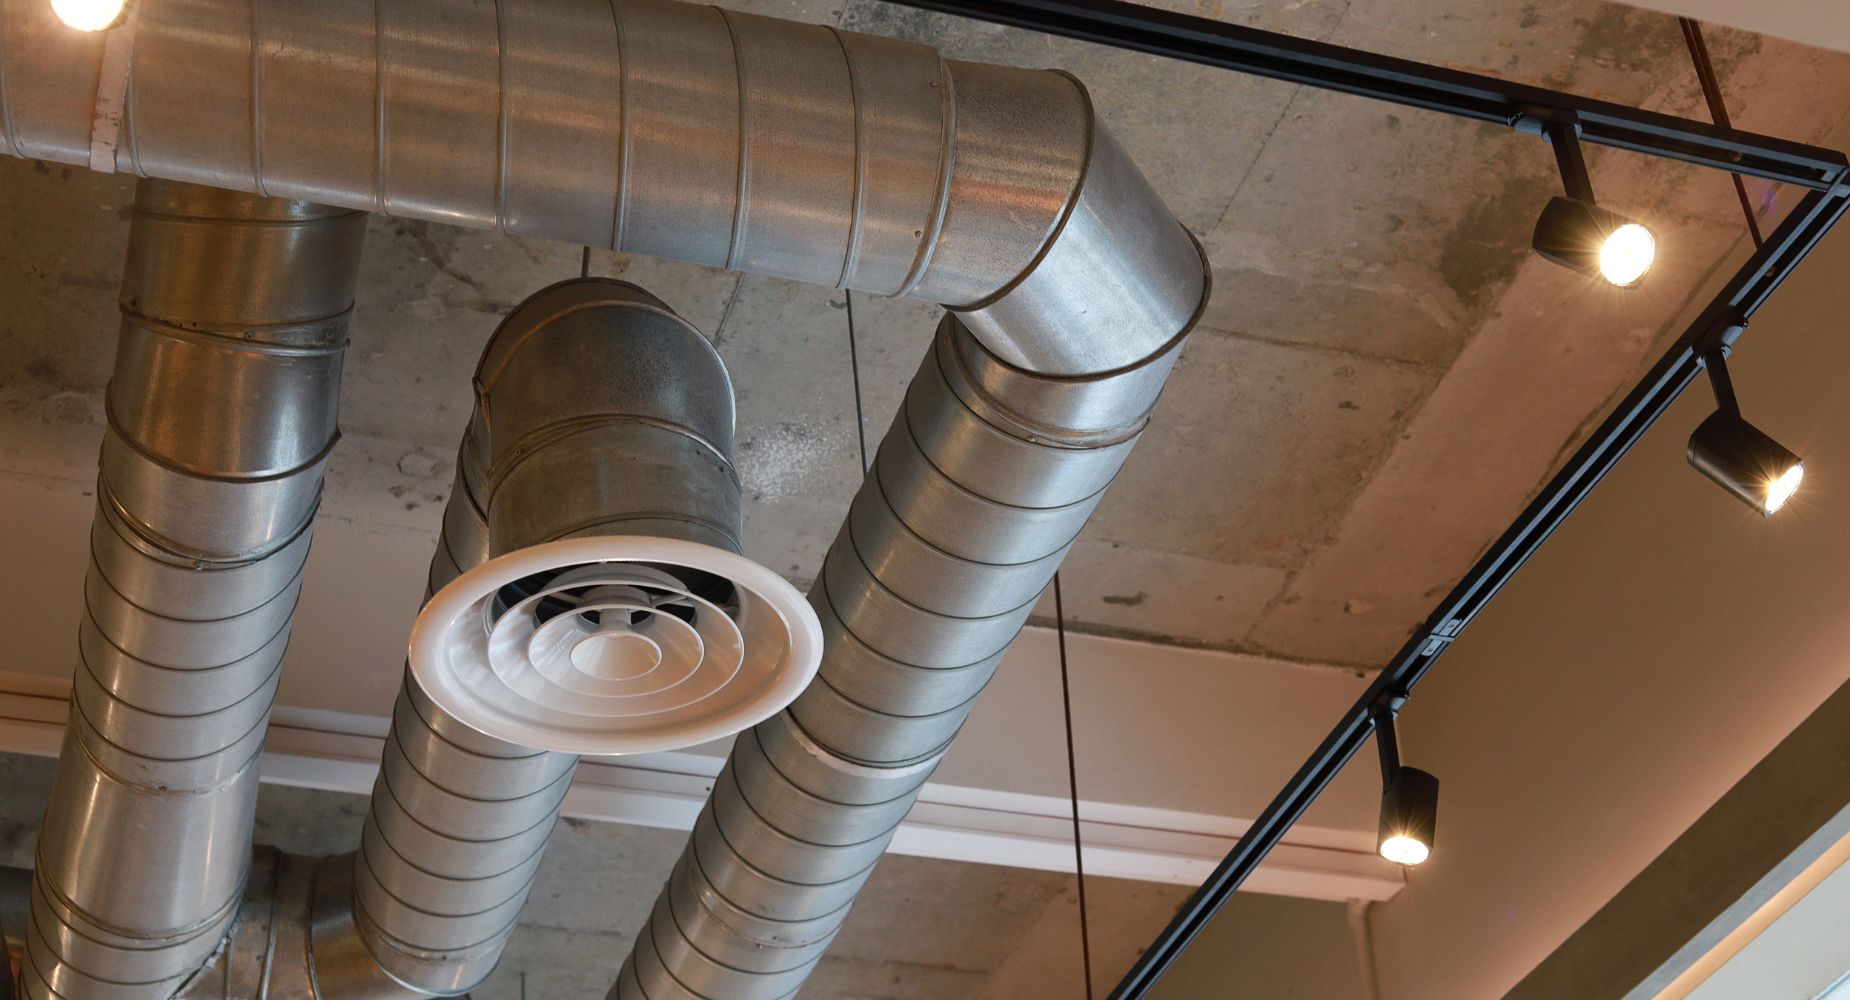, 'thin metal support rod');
1679,18,1767,248
0,866,21,1000
0,919,13,1000
1053,574,1096,1000
845,291,870,474
1546,122,1595,203
580,246,592,279
256,861,280,1000
1109,181,1850,1000
882,0,1848,189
